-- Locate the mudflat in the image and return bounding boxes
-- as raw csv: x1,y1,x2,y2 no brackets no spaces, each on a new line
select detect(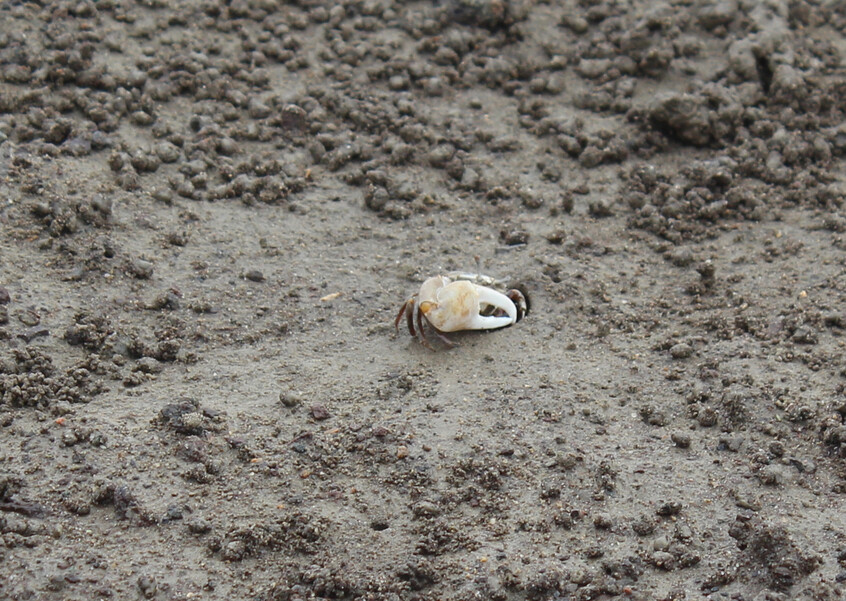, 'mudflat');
1,1,845,599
